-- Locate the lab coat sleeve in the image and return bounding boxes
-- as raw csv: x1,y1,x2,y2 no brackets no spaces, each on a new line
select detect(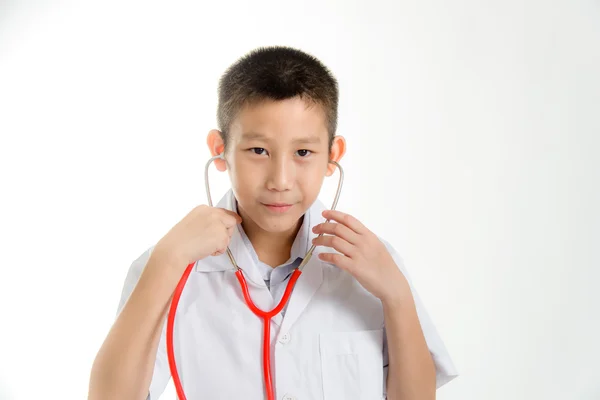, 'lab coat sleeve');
115,246,171,400
379,238,459,391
